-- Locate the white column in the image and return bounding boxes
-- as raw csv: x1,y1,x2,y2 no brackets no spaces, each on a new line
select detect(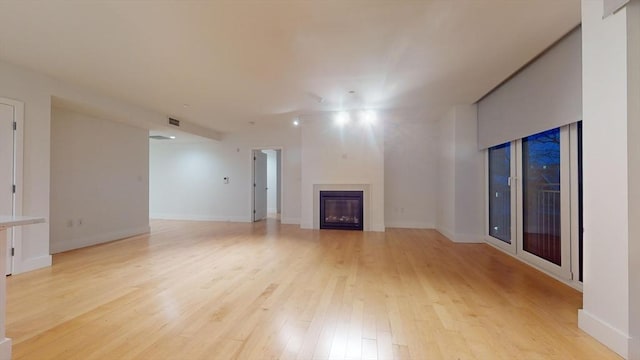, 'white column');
580,0,640,358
